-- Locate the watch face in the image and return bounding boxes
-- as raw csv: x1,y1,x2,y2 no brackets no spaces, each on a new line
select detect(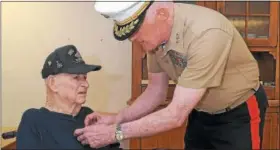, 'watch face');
120,134,124,139
116,131,124,141
117,134,122,140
